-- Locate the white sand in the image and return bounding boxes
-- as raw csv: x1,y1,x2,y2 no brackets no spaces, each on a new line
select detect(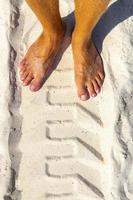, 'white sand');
0,0,133,199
